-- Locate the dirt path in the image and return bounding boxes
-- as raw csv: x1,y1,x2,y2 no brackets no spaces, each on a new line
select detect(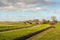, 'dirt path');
26,27,54,40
